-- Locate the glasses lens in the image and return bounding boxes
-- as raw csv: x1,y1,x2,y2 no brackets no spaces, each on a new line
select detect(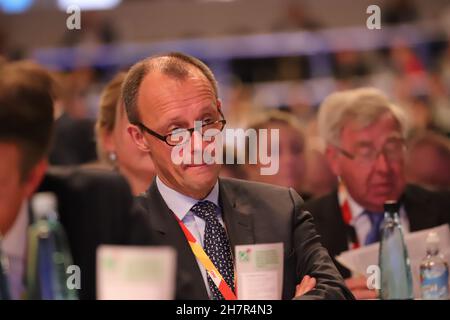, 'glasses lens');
384,140,405,160
167,130,191,146
202,121,224,138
